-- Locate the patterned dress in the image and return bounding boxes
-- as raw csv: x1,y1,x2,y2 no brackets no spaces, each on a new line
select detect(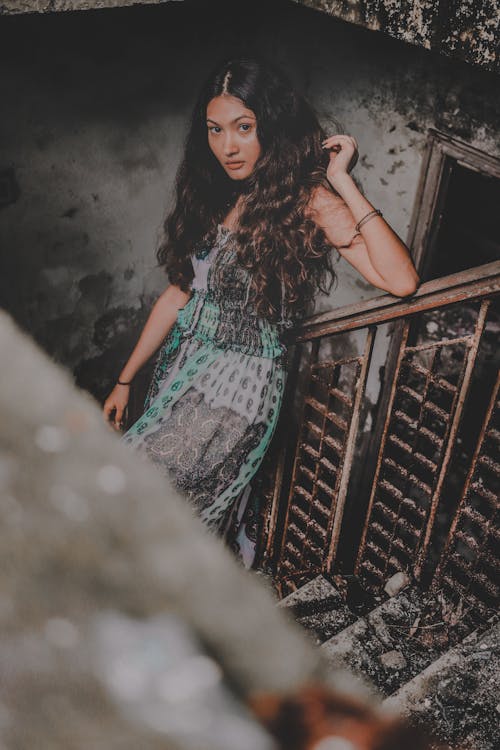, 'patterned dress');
121,224,293,566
